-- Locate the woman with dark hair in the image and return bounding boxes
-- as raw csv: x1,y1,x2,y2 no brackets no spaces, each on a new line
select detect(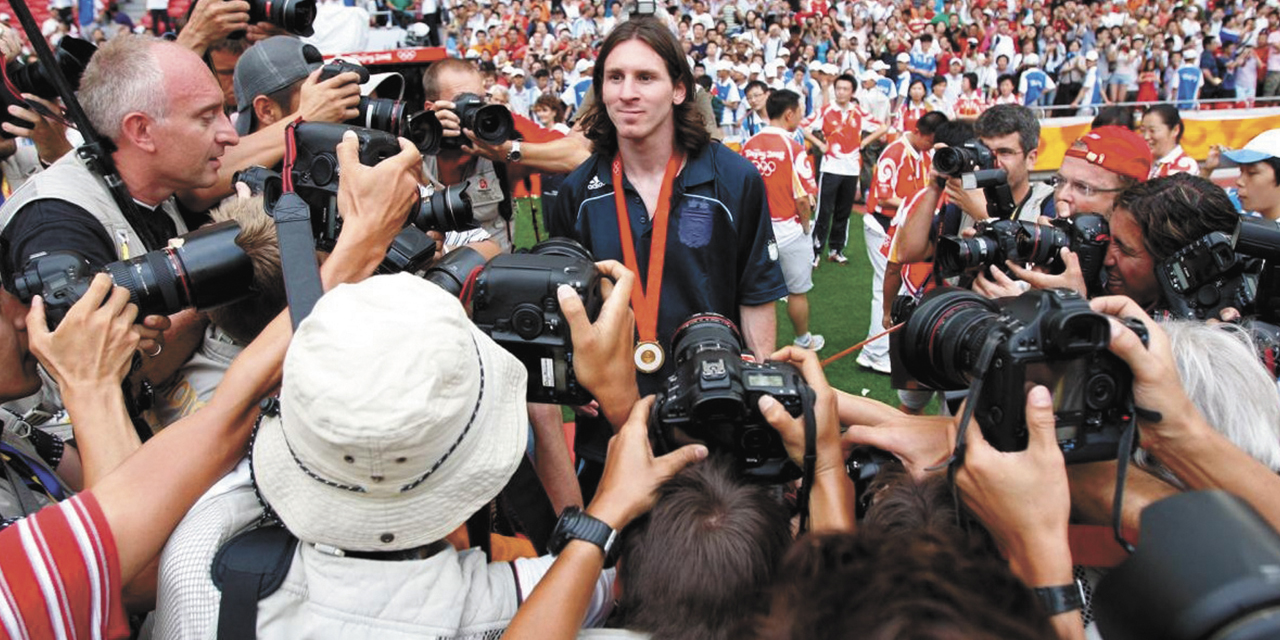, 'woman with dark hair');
1142,103,1200,178
1137,57,1161,104
896,79,929,134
